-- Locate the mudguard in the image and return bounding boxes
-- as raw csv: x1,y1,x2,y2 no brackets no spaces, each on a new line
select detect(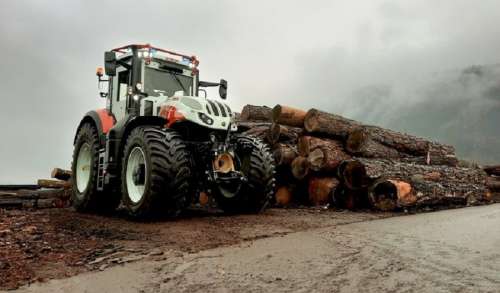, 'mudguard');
74,109,116,146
